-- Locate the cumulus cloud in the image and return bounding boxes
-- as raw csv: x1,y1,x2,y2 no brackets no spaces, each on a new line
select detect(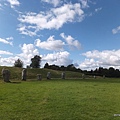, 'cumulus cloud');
0,37,13,45
79,58,102,70
41,0,61,7
112,26,120,34
0,43,39,67
18,43,39,66
7,0,20,8
35,36,65,51
42,51,73,66
0,56,18,66
60,33,81,49
80,49,120,70
18,3,84,36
